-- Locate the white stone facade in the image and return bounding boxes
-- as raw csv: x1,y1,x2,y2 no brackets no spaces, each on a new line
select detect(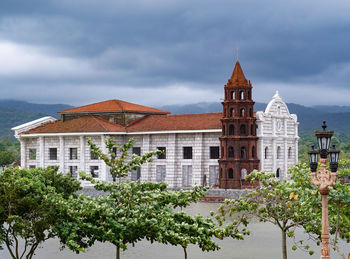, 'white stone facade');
17,131,222,188
256,91,299,179
13,92,298,188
